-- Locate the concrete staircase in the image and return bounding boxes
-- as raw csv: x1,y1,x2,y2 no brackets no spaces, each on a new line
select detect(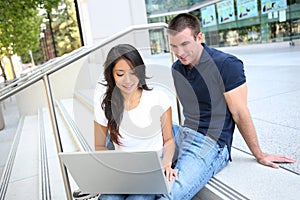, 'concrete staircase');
0,97,92,200
1,87,300,200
